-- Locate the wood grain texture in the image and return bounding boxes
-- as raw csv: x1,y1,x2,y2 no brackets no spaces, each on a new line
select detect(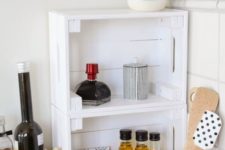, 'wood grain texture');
185,87,219,150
